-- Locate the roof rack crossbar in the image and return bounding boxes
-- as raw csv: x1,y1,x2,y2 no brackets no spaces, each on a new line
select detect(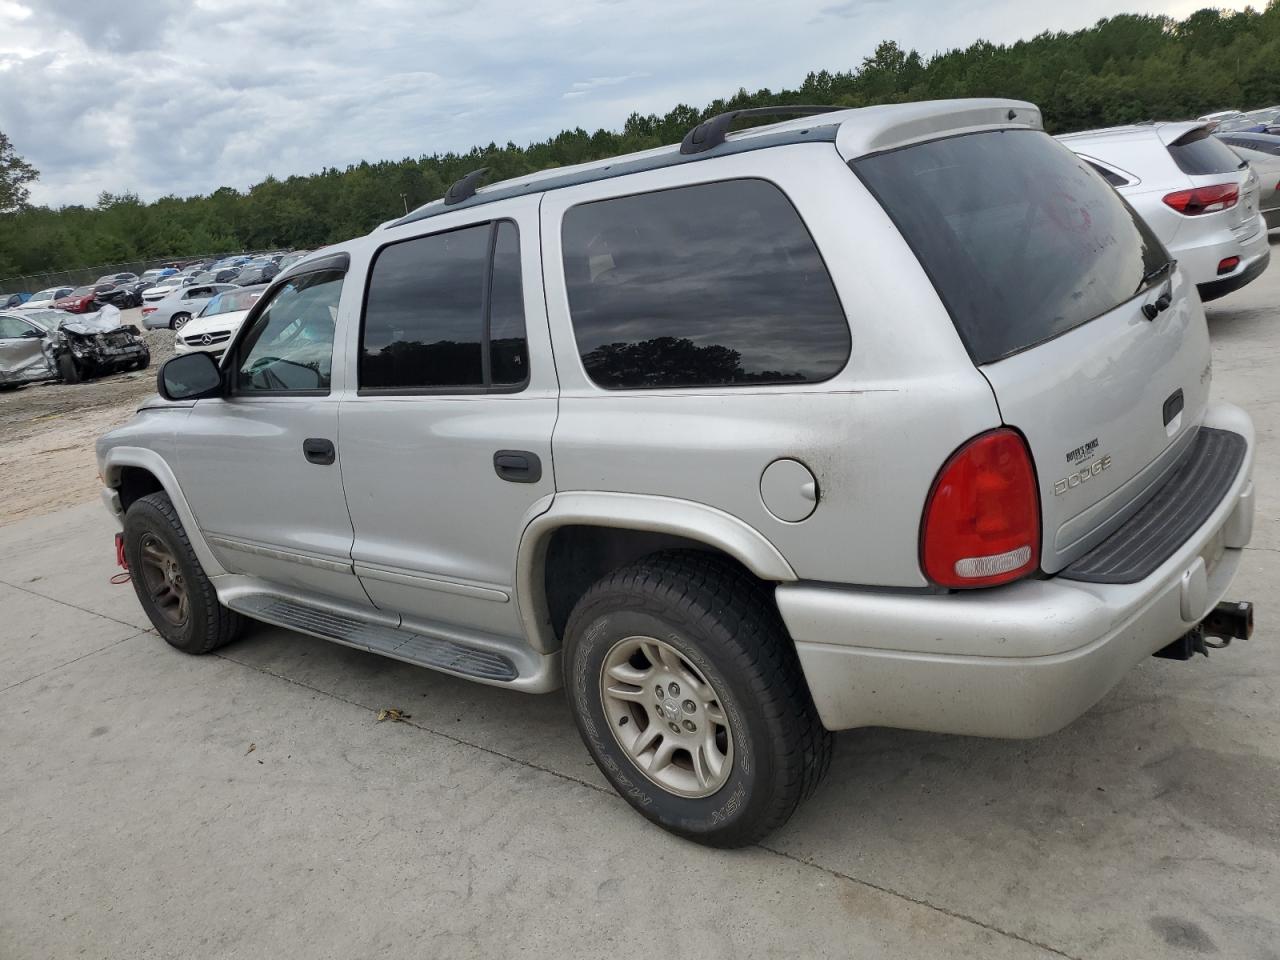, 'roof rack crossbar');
680,105,843,155
444,167,490,206
388,122,840,229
